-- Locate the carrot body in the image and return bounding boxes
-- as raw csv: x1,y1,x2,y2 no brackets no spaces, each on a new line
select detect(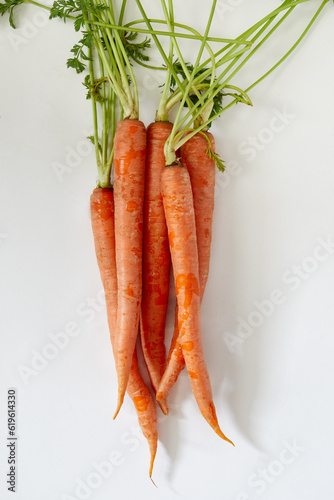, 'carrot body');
113,120,147,417
160,164,232,443
90,187,157,477
90,188,118,333
140,121,173,415
156,305,184,400
184,132,216,297
157,133,216,401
